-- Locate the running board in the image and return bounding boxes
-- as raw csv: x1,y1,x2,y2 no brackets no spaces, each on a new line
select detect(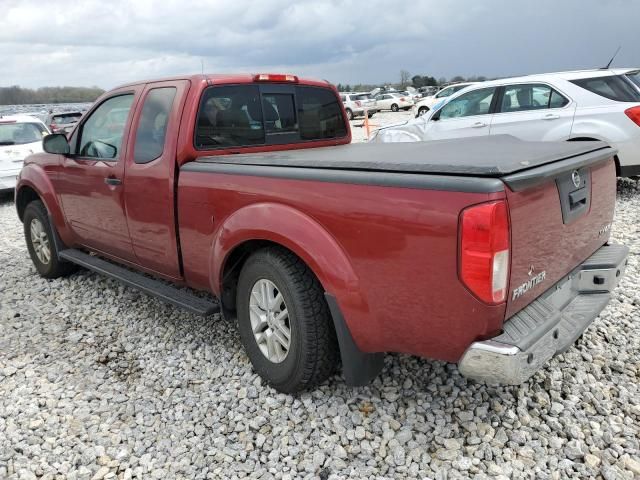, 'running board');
59,249,220,316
